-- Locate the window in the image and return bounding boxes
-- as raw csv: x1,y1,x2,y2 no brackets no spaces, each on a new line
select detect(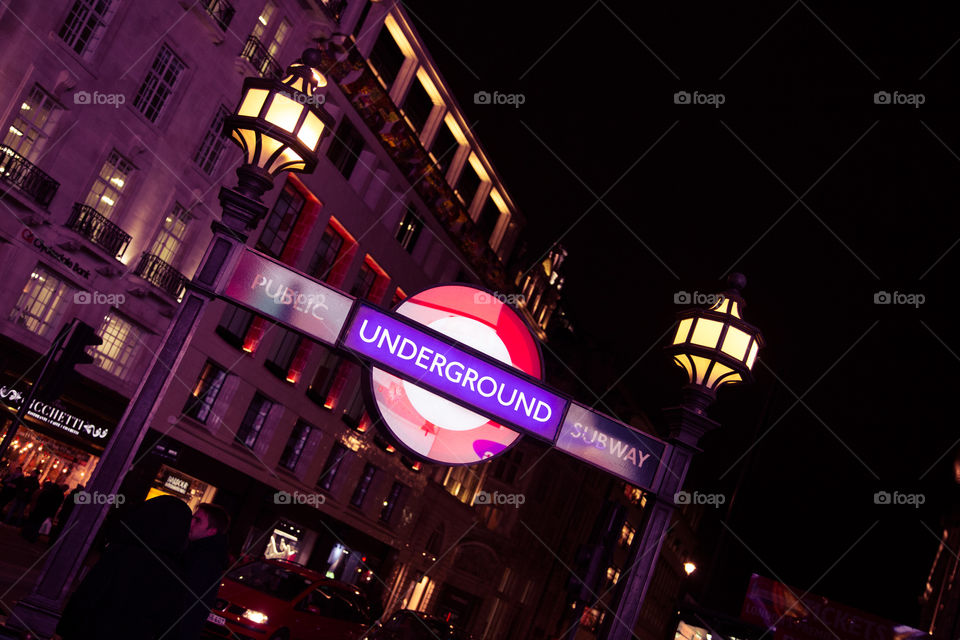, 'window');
380,482,404,523
350,261,377,300
58,0,115,57
3,85,61,162
605,566,621,589
235,393,273,449
266,19,290,59
248,2,288,76
183,361,227,423
84,150,133,218
150,204,190,265
350,463,377,507
193,105,231,175
318,443,349,491
307,347,340,407
9,266,73,337
92,312,141,380
476,196,502,241
133,44,186,123
251,1,275,40
351,257,387,302
618,523,636,548
430,123,459,171
368,26,405,88
216,304,254,348
455,162,481,206
258,183,305,257
343,385,366,424
442,466,482,505
491,448,523,484
394,205,422,253
425,526,443,555
266,327,301,379
279,420,312,471
403,79,434,133
308,225,345,280
326,118,365,179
